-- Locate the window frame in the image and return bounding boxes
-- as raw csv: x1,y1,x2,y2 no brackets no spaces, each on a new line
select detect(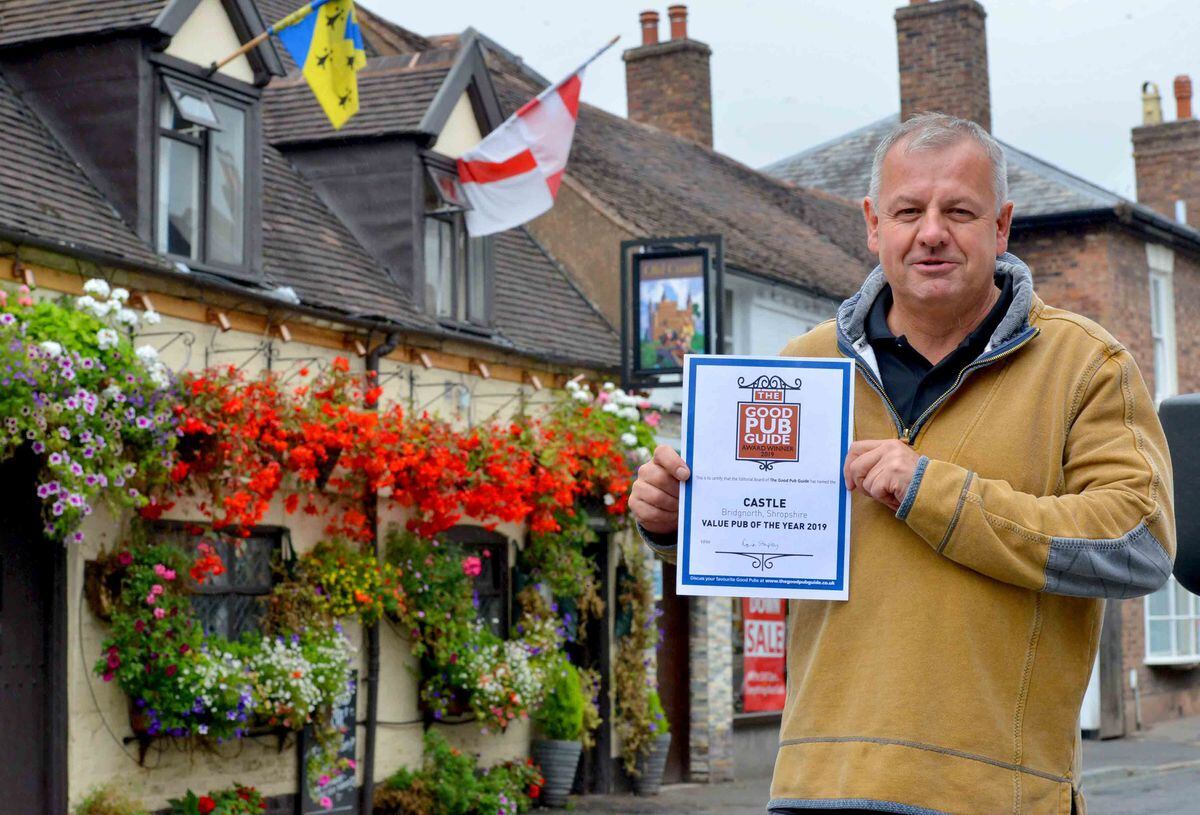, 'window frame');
1146,243,1178,405
1145,575,1200,666
151,520,289,641
420,152,493,332
442,525,511,638
149,53,263,283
